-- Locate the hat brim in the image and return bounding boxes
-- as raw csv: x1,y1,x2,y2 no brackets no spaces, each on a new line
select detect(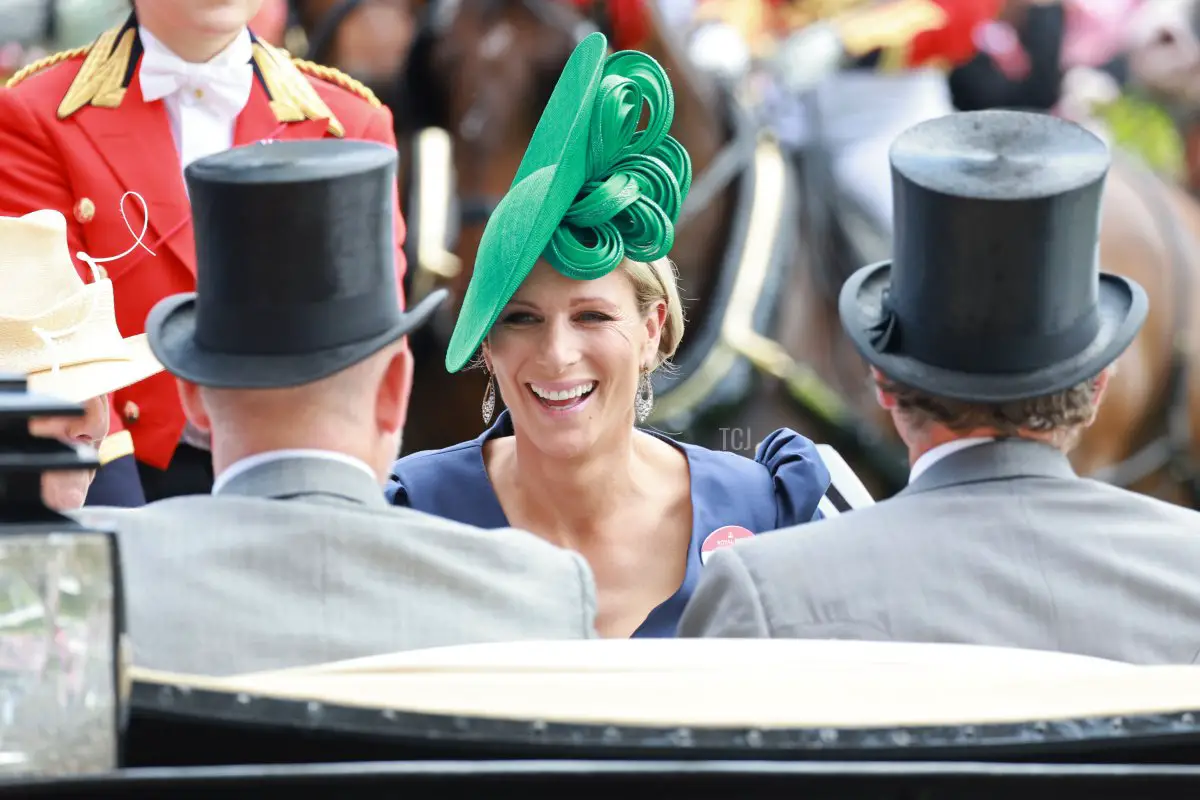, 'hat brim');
26,334,164,403
445,175,567,373
146,290,447,390
839,262,1149,403
443,33,609,374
